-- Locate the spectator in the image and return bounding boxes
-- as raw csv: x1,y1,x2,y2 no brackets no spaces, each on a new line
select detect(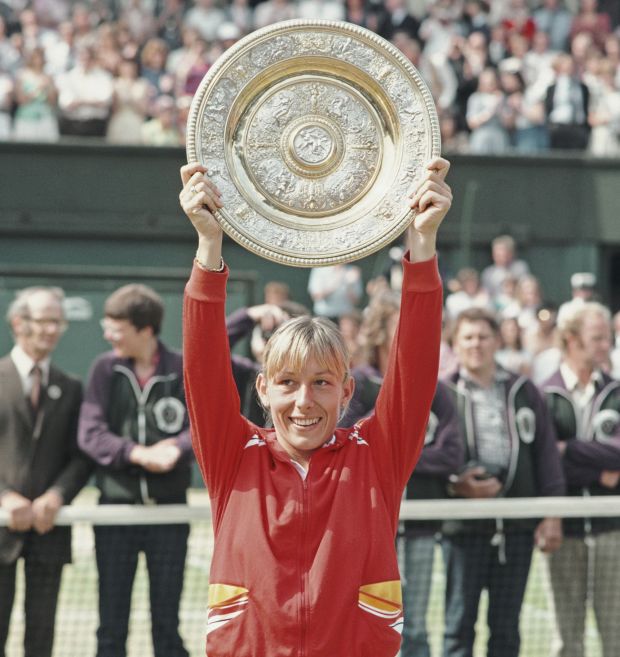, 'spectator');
569,272,598,303
298,0,344,22
397,34,457,114
543,301,620,657
344,0,374,30
570,30,596,78
106,56,150,144
338,290,463,657
175,93,192,145
18,8,48,52
95,23,122,75
156,0,185,50
481,234,530,301
460,1,491,40
514,274,544,337
445,34,483,132
0,15,20,73
175,35,210,97
570,0,612,51
545,52,591,149
140,36,173,98
587,58,620,156
466,67,510,153
443,308,564,657
43,20,75,77
118,0,154,46
338,310,363,368
529,303,562,385
557,272,598,327
439,107,470,152
488,23,509,67
141,93,180,146
70,3,97,50
228,0,254,34
0,286,91,657
226,301,308,424
445,267,492,320
78,283,193,657
496,315,532,375
31,0,69,29
307,263,363,323
56,44,113,137
184,0,226,43
500,66,549,152
254,0,297,29
419,0,463,59
439,315,460,381
0,65,12,140
522,30,556,90
13,45,58,141
263,281,290,306
167,26,201,93
375,0,420,42
500,0,537,43
534,0,573,52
